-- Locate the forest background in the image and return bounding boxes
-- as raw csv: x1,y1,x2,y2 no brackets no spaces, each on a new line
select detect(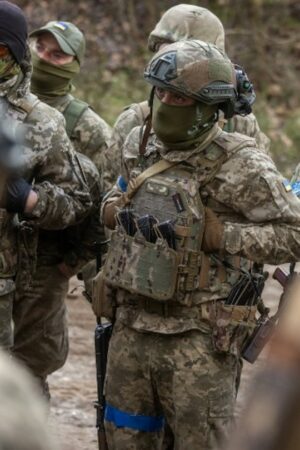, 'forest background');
17,0,300,175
